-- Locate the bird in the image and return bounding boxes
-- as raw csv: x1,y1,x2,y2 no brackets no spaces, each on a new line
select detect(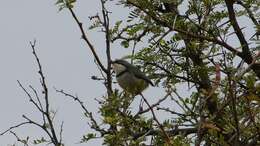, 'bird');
111,59,154,95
